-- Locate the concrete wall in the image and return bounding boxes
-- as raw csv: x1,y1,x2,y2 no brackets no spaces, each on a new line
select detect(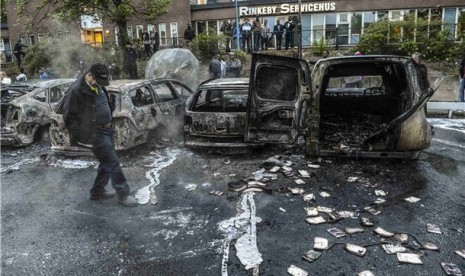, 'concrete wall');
429,74,460,102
